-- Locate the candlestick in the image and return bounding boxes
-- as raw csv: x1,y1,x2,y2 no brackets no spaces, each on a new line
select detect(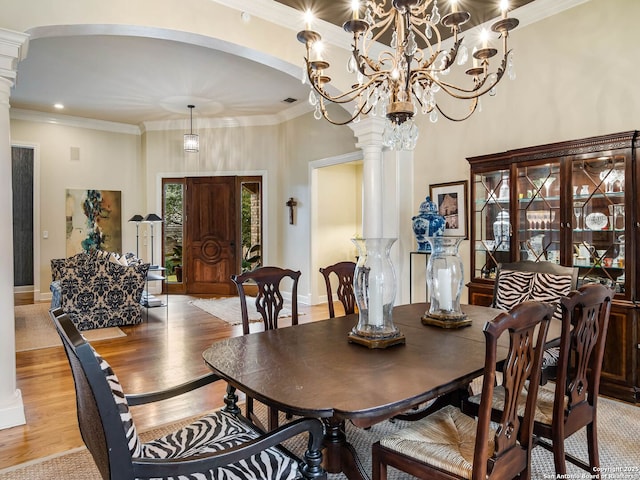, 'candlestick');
352,0,359,20
304,9,313,30
450,0,458,13
500,0,509,19
437,269,453,311
313,41,324,62
481,28,489,49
